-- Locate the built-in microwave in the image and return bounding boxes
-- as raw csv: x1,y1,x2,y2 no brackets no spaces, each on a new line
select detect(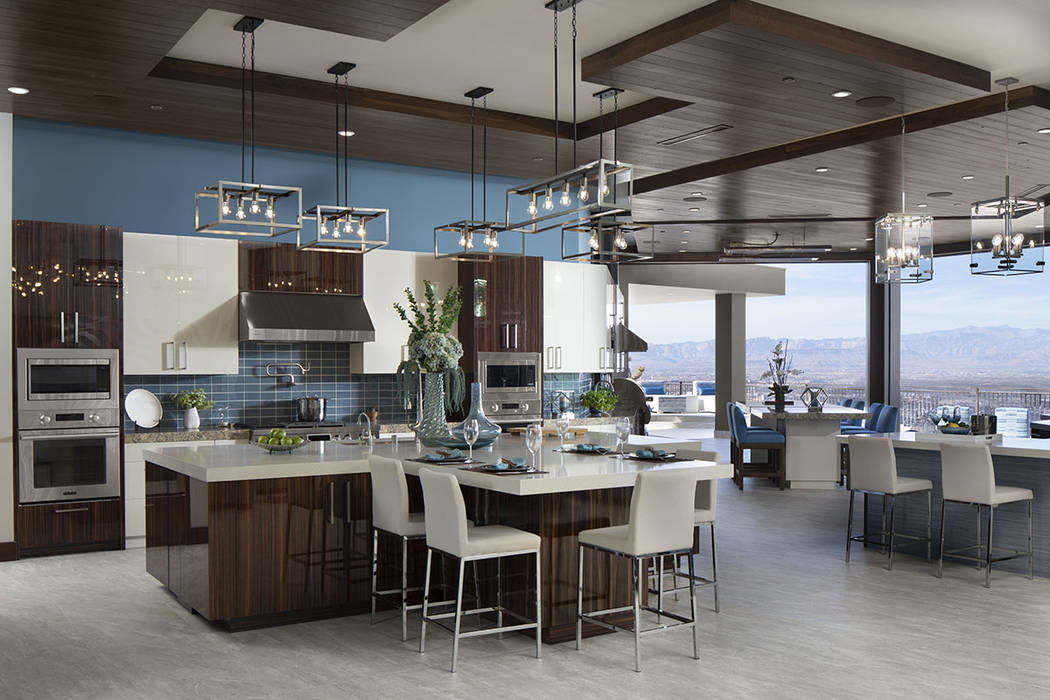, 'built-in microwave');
478,351,542,423
17,348,121,428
